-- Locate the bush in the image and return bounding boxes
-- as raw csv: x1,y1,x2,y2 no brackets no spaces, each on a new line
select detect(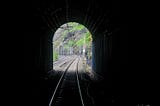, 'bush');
53,52,58,61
